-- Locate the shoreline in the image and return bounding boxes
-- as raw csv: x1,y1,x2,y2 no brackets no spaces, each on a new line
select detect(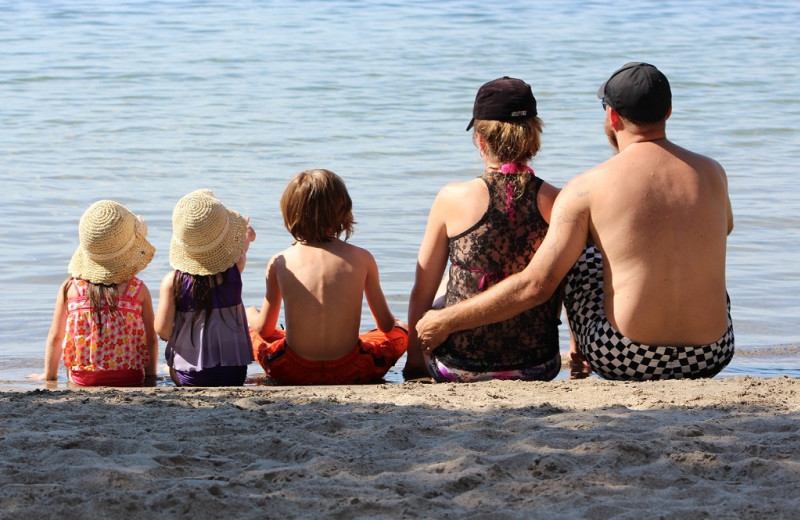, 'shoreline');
3,346,799,393
2,377,799,519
